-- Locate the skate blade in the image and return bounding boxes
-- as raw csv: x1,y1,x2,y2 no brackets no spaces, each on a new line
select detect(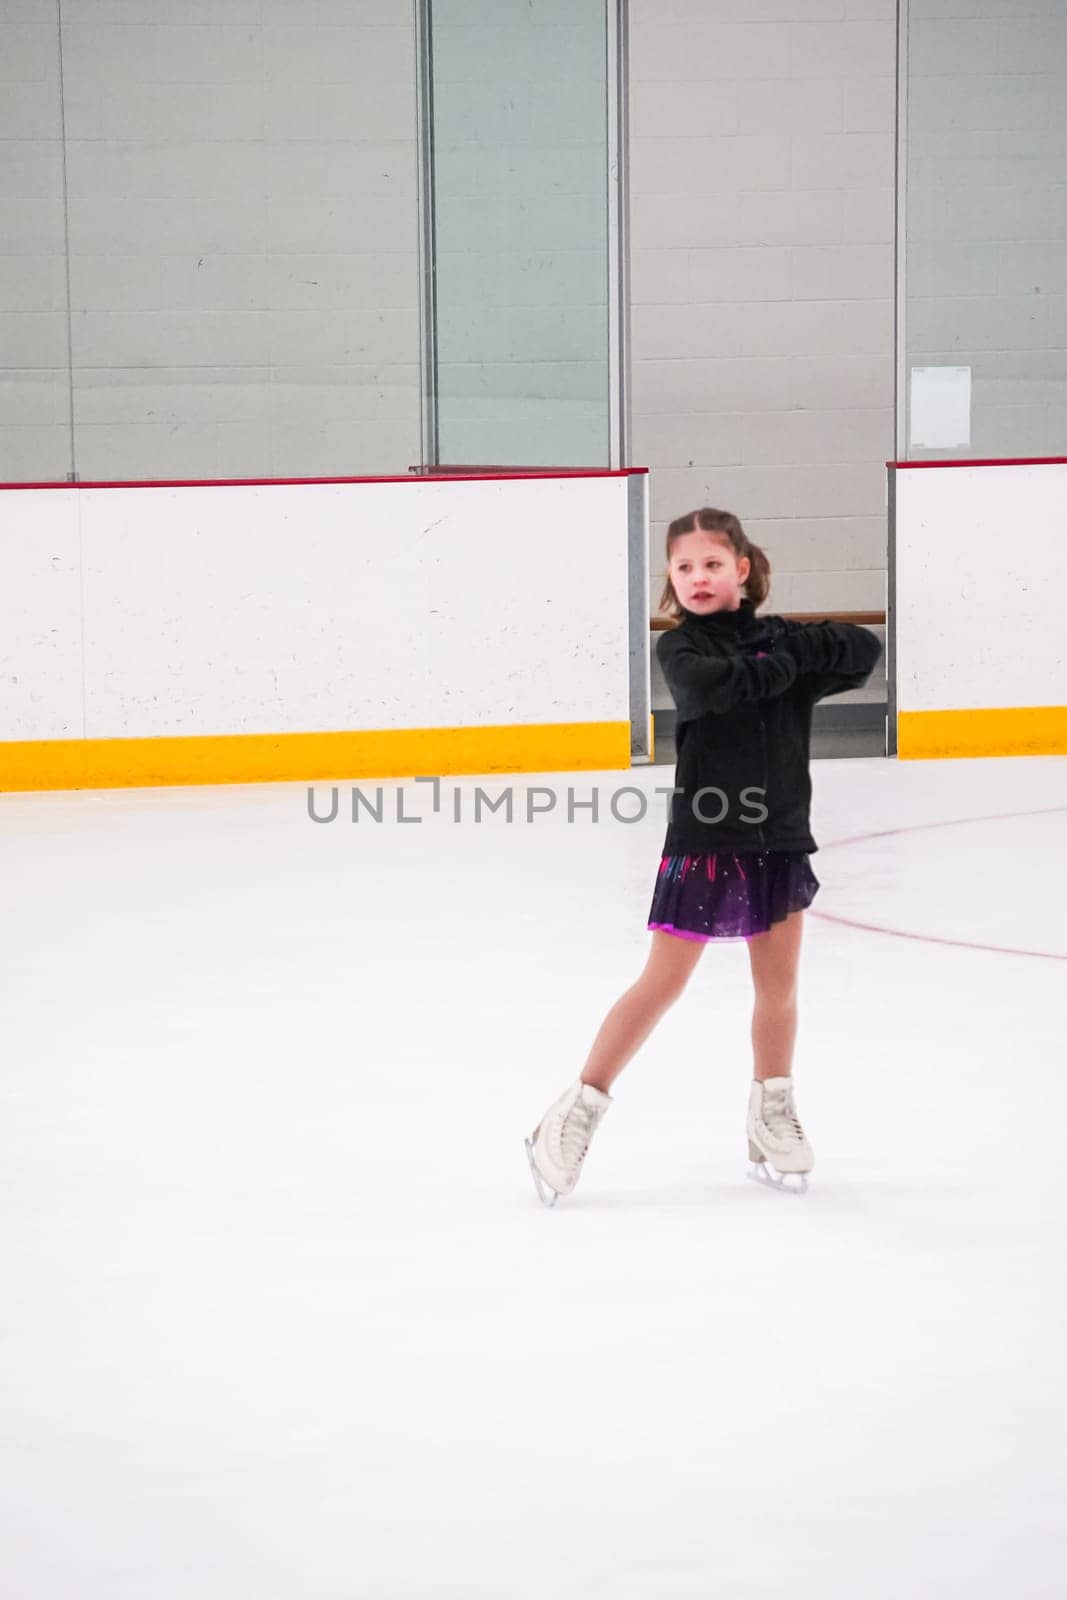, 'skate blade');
524,1137,560,1208
747,1159,809,1197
